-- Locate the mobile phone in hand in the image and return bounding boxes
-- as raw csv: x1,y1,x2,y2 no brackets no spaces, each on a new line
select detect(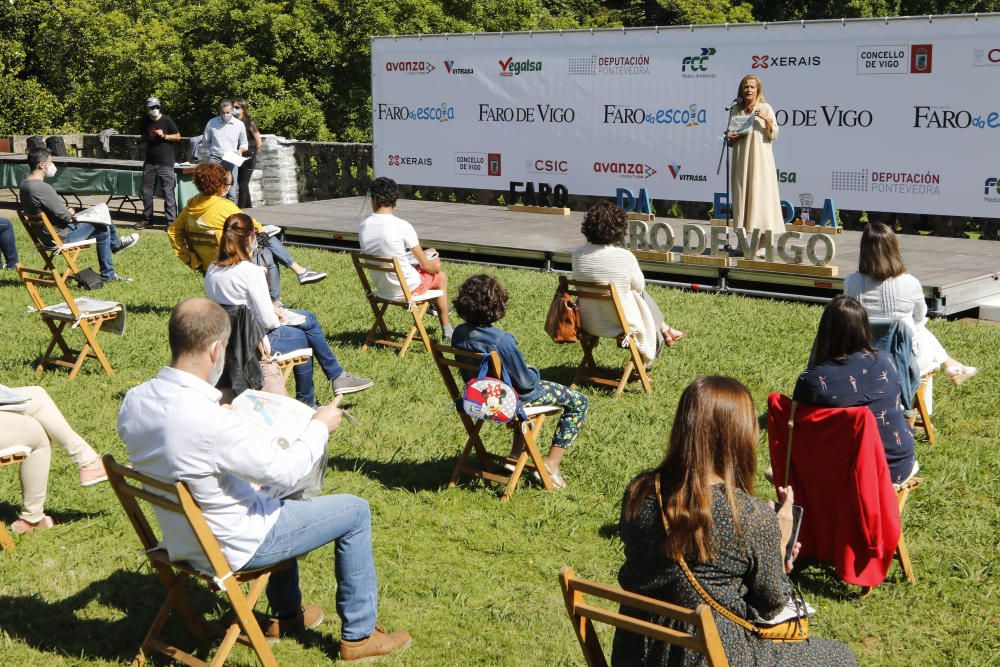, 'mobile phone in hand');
782,504,804,564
